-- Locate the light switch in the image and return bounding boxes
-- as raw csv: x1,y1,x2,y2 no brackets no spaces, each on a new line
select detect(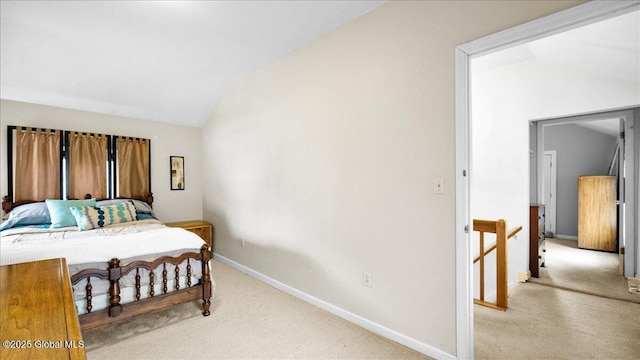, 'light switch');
434,176,445,194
